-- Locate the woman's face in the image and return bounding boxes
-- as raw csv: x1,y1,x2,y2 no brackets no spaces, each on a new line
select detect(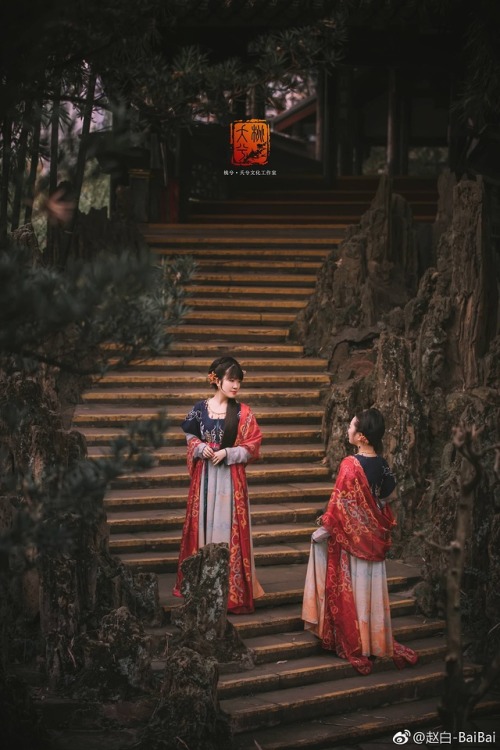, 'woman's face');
218,374,241,398
347,417,359,445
